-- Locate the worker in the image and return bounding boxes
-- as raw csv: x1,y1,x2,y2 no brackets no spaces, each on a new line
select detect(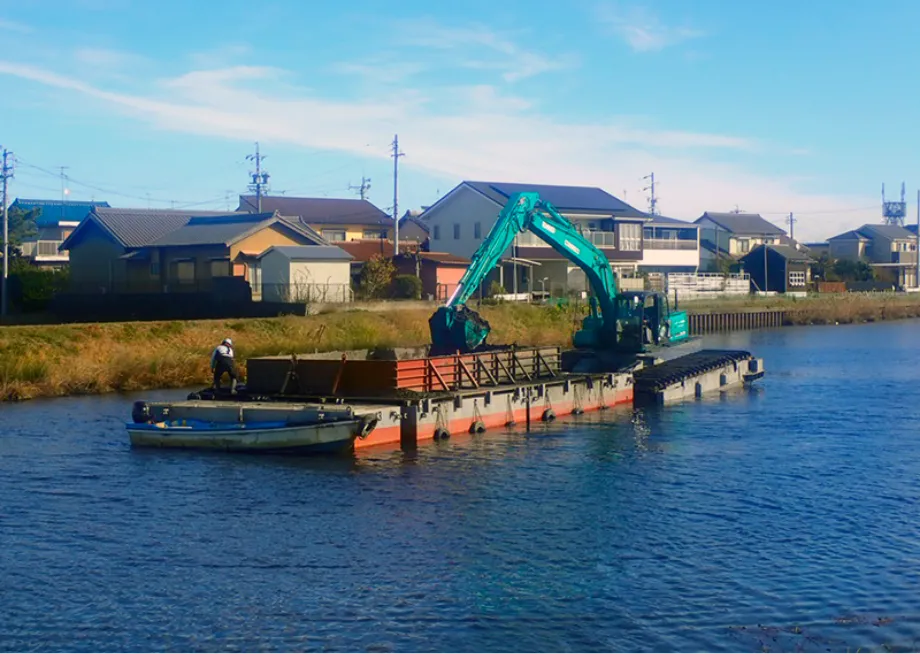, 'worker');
210,337,239,394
